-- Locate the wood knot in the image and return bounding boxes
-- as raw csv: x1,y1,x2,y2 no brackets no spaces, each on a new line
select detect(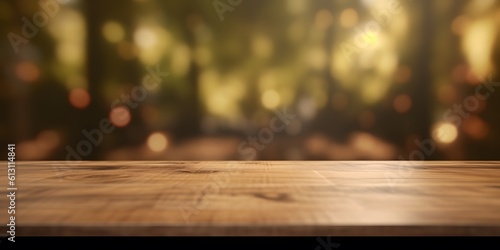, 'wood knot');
253,192,293,202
